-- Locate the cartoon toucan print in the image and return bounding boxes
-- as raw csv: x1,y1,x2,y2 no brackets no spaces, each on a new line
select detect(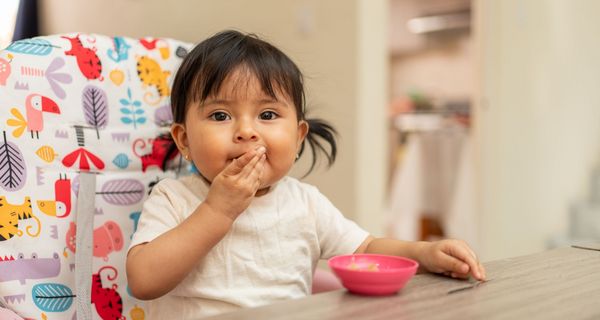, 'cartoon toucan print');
7,93,61,139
